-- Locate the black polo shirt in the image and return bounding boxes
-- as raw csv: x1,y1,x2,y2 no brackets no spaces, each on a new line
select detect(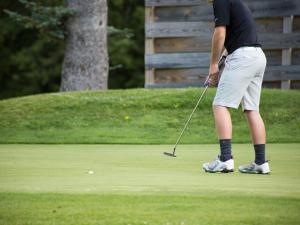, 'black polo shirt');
213,0,261,54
